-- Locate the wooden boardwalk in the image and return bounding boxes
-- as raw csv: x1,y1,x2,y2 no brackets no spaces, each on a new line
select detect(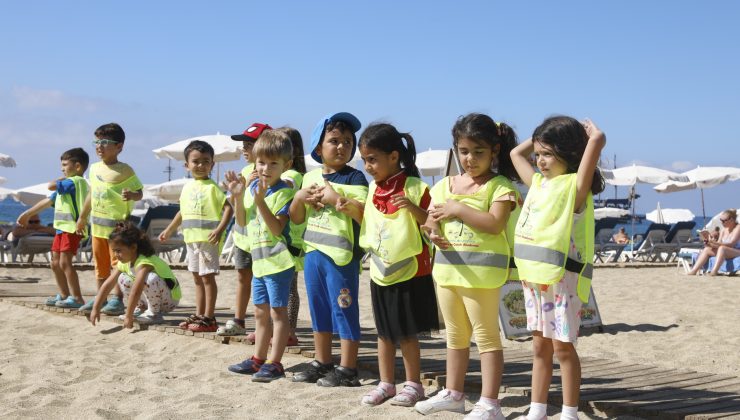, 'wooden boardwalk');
3,297,740,419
